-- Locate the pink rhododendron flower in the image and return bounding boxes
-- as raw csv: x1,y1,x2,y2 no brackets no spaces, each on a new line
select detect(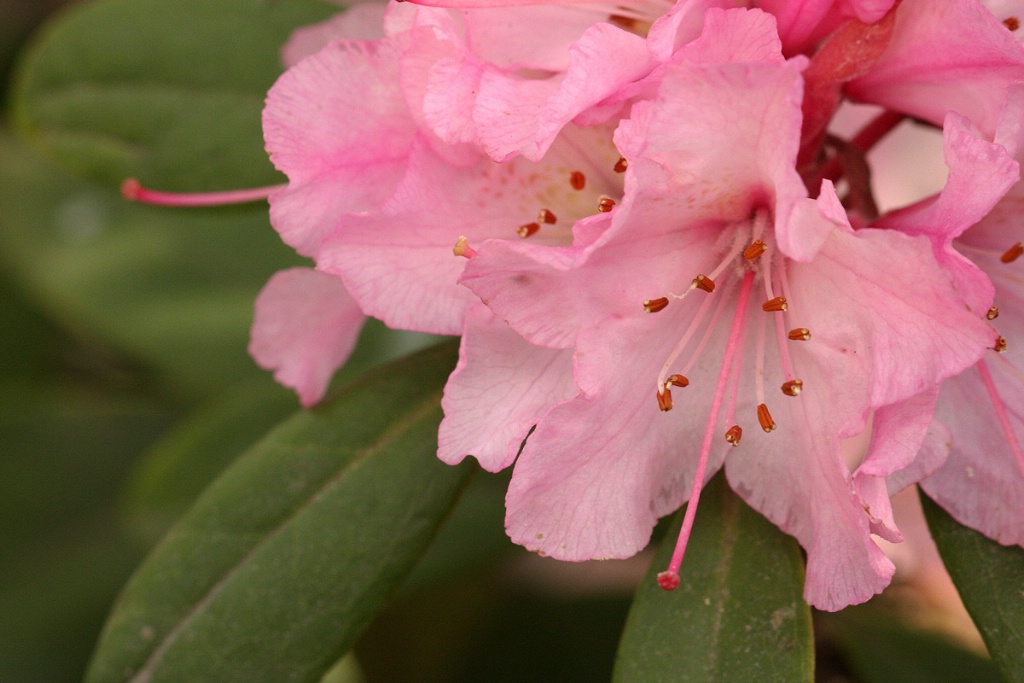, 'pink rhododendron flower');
131,0,1024,611
454,9,996,610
